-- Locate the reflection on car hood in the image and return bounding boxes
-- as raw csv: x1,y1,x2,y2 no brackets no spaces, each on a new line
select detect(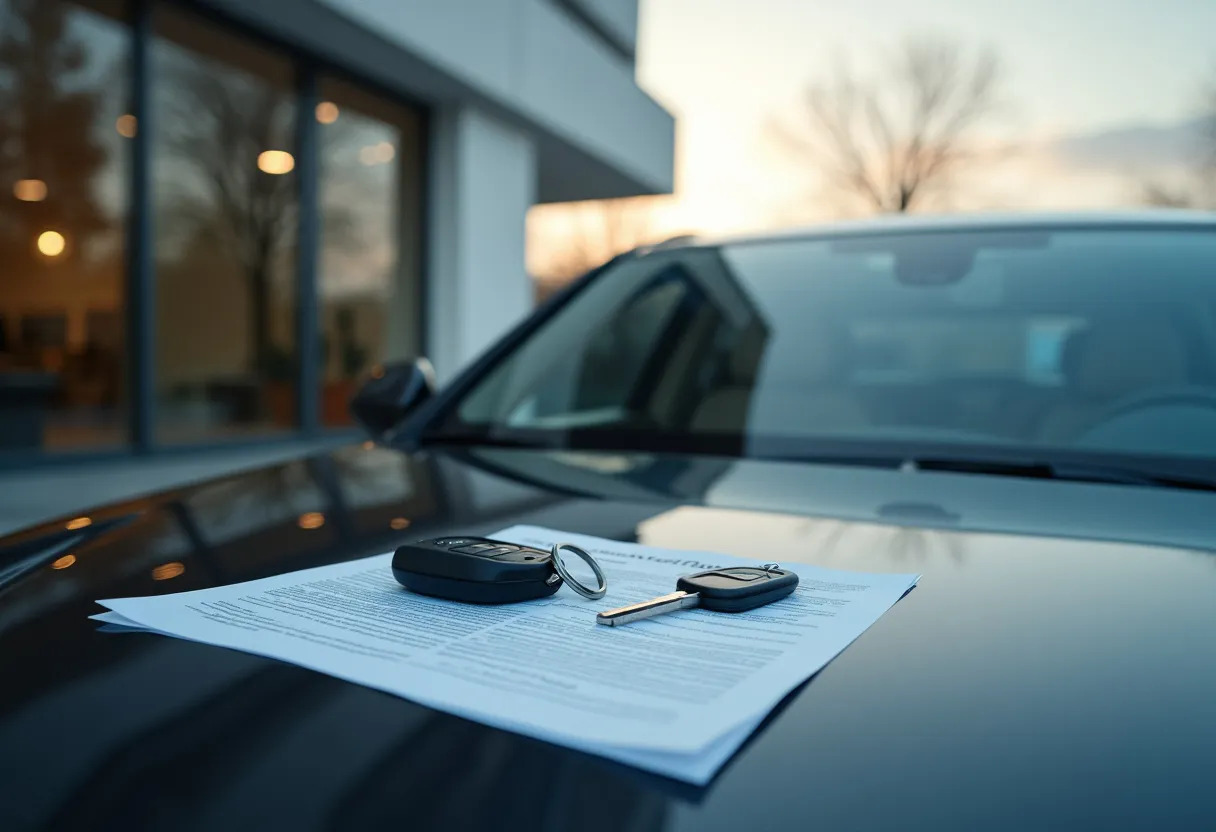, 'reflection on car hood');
0,442,1214,830
463,445,1216,553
